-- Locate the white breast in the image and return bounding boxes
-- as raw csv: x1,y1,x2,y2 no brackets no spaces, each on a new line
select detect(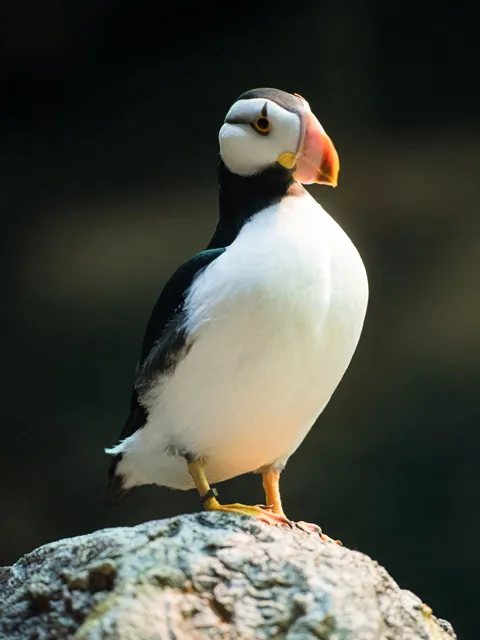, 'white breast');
116,192,369,490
